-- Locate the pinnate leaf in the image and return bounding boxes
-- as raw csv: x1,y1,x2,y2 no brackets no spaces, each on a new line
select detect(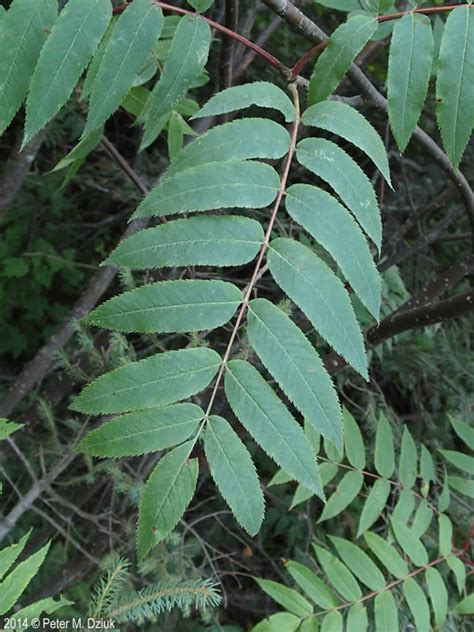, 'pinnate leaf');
309,15,377,104
225,360,322,496
329,536,385,590
268,238,368,379
247,298,342,449
79,404,203,457
0,542,50,615
71,348,220,415
205,415,264,535
0,0,57,135
85,0,164,135
284,560,338,609
132,160,280,219
85,280,242,333
364,531,408,579
296,138,381,250
391,518,428,567
285,184,381,319
105,215,263,270
24,0,111,145
302,100,391,185
313,545,362,602
137,441,198,560
436,5,474,167
387,13,433,152
317,471,363,523
195,81,295,122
